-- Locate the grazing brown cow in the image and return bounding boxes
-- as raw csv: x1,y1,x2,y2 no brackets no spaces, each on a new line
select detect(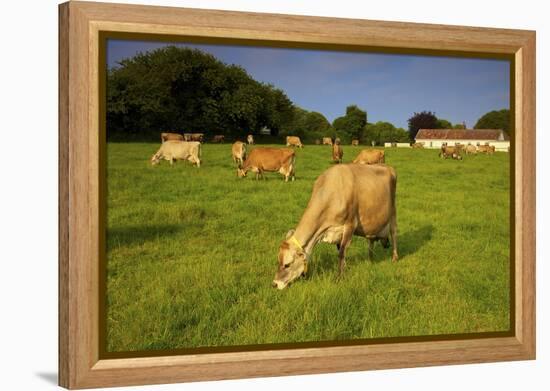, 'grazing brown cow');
441,146,464,160
332,143,343,164
212,135,225,143
439,145,459,159
465,144,477,154
247,134,254,144
161,132,184,143
190,133,204,142
352,149,385,165
478,145,496,154
351,139,359,146
322,137,333,146
286,136,303,148
238,148,295,182
411,142,424,148
272,164,398,289
151,141,201,167
231,141,246,167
